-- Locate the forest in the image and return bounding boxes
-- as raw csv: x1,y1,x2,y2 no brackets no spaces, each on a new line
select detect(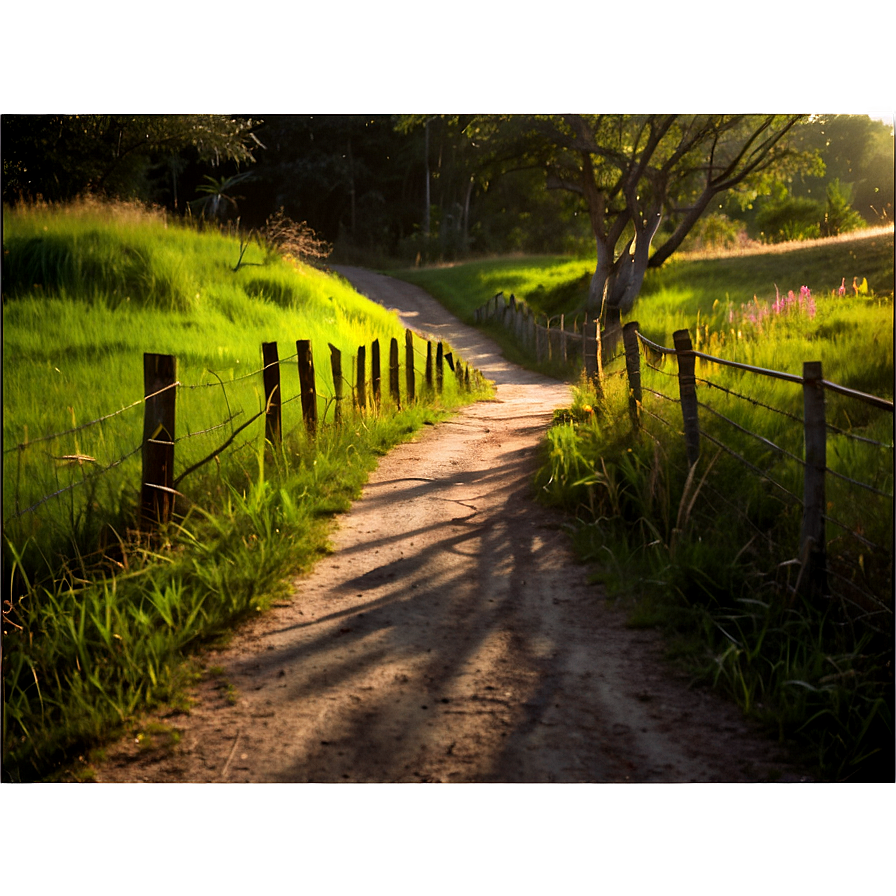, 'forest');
3,113,893,269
